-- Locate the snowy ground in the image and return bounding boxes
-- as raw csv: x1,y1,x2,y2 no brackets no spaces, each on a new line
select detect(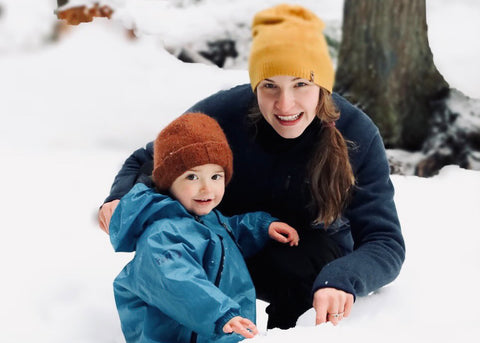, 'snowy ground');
1,1,479,342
